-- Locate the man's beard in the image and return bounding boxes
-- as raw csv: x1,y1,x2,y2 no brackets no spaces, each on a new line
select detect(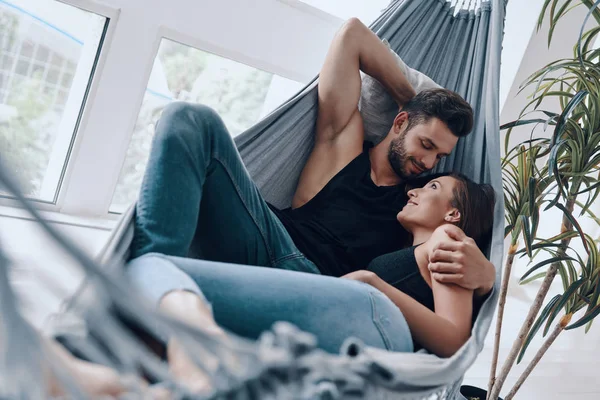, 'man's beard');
388,133,411,179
